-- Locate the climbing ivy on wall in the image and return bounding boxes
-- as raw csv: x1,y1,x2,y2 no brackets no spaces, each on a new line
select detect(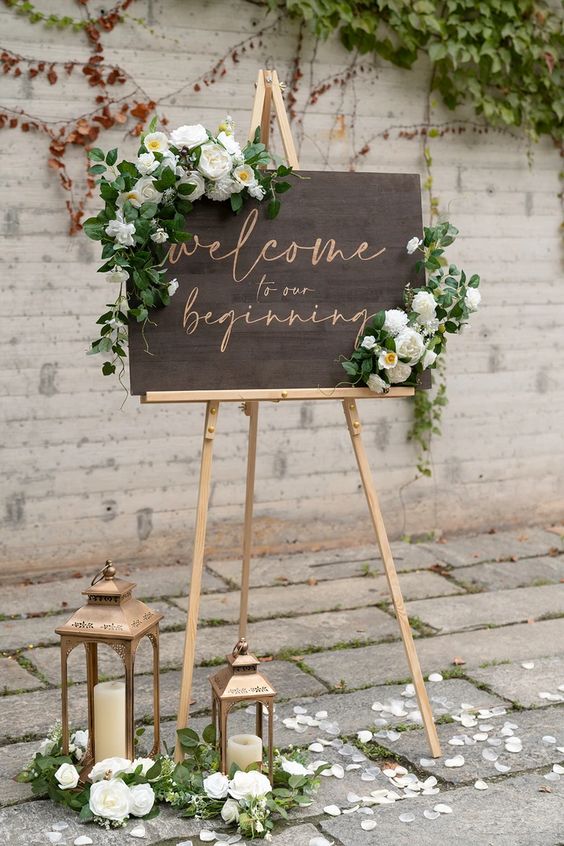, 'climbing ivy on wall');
280,0,563,141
